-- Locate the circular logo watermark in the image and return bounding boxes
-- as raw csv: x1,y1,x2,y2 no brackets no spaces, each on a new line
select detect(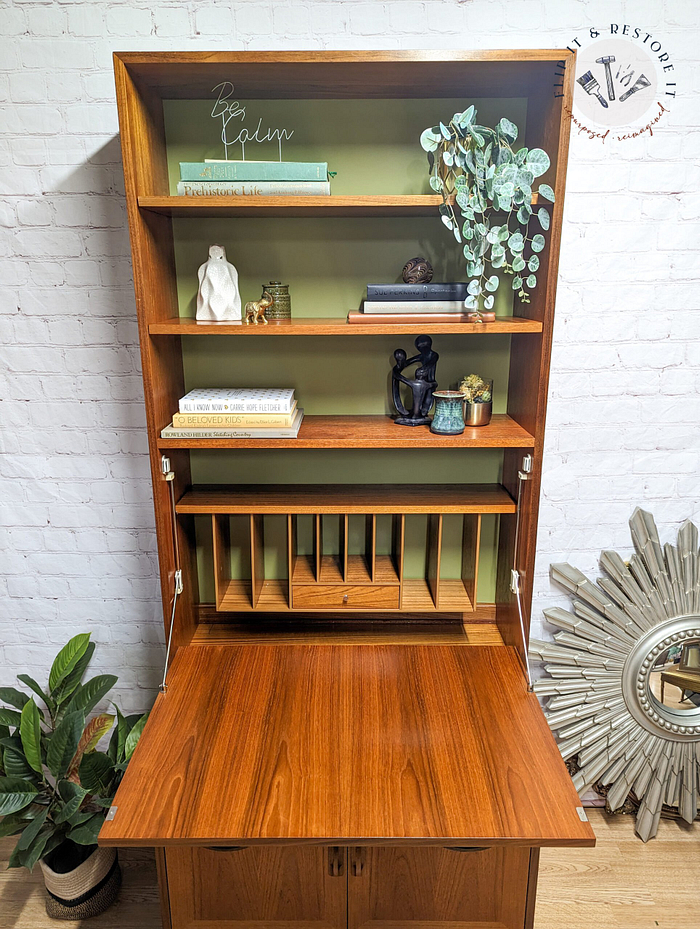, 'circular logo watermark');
555,25,677,142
